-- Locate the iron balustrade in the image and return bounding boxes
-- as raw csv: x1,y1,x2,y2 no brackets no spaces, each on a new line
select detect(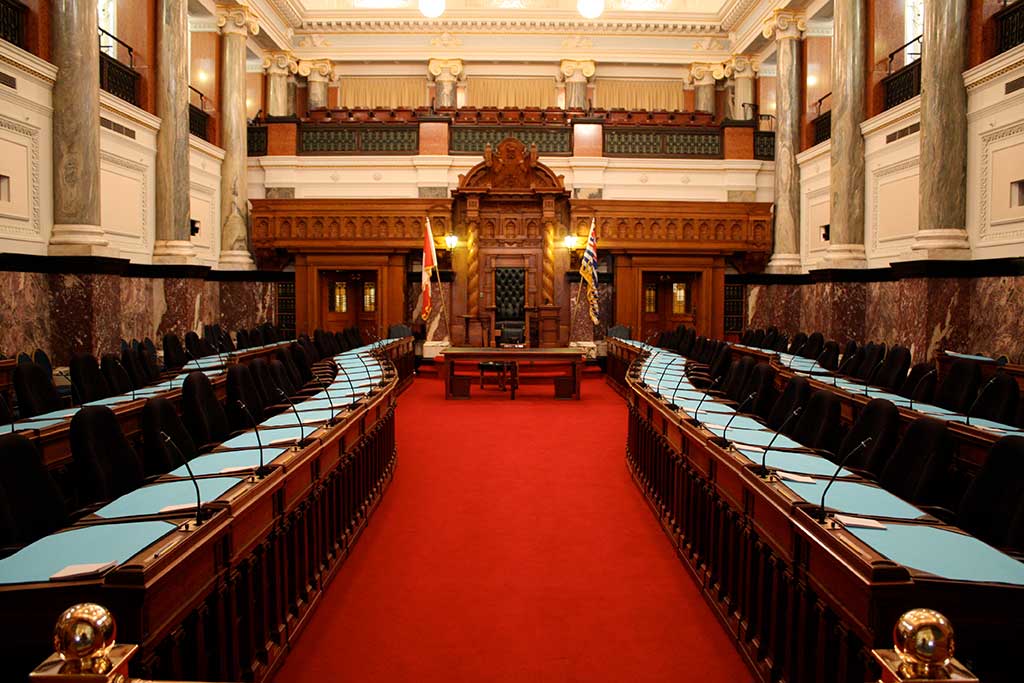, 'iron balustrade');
97,28,139,106
188,85,211,141
0,0,27,49
603,127,722,158
247,125,268,156
811,92,832,145
449,125,572,155
754,131,775,160
298,124,419,155
996,0,1024,54
882,35,923,111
